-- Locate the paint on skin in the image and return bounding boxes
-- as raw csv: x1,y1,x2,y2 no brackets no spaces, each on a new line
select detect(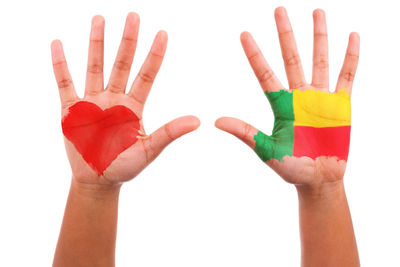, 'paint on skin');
254,89,351,162
62,101,141,175
254,90,294,162
293,89,351,127
293,126,351,160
